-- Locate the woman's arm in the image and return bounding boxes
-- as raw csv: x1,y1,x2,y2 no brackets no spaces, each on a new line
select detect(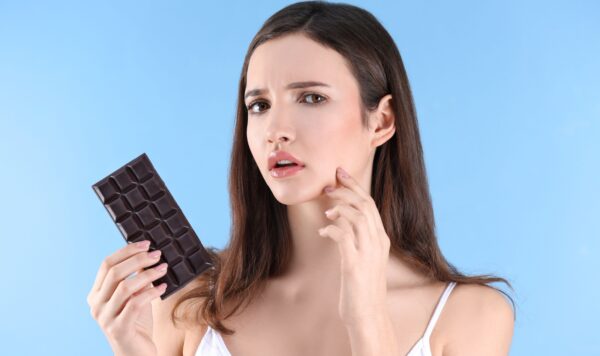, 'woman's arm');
345,311,400,356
